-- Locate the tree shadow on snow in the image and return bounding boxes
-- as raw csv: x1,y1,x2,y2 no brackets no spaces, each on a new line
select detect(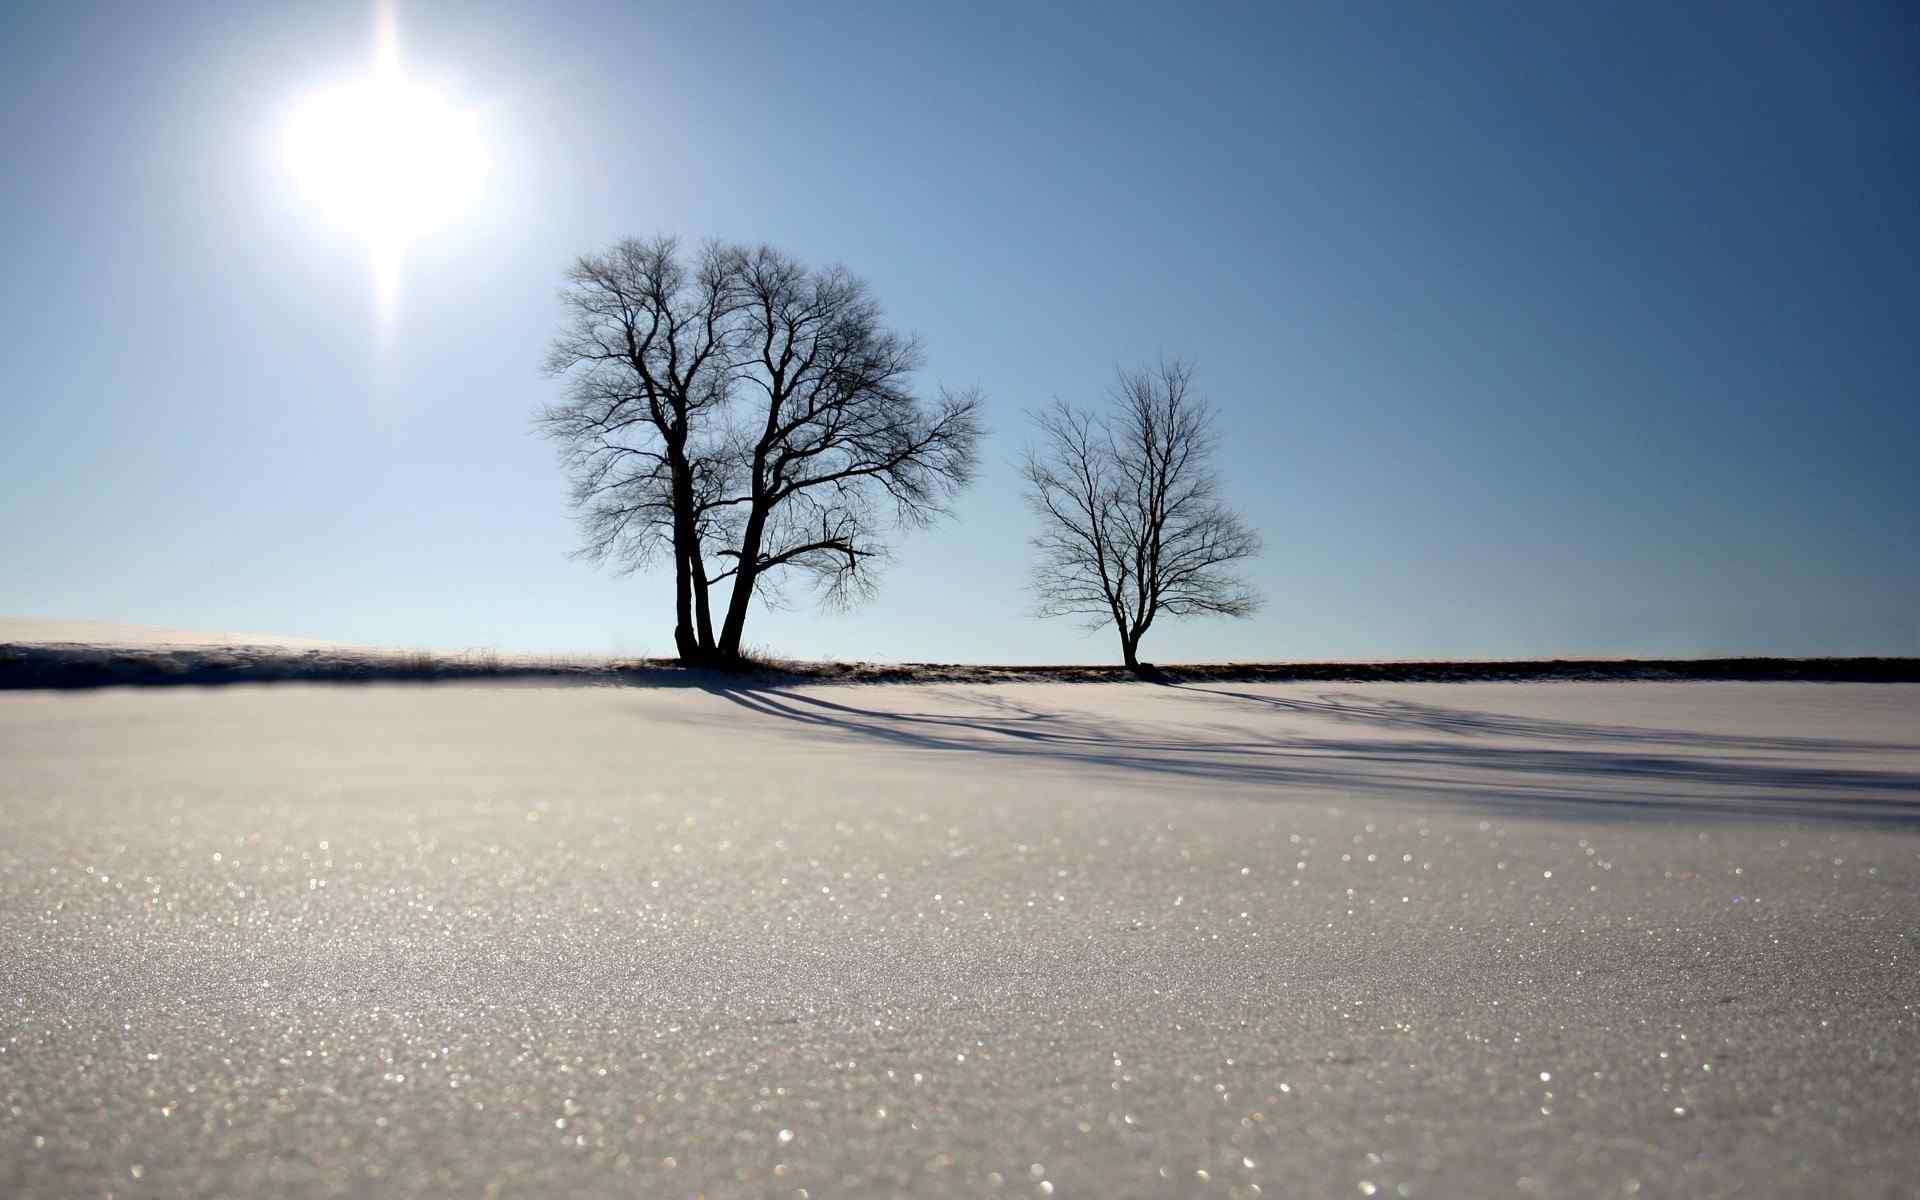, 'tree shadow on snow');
700,683,1920,827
